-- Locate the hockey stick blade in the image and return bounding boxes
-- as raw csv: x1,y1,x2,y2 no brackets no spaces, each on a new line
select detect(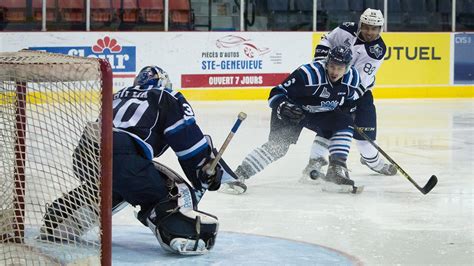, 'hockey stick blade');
420,175,438,194
354,126,438,195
